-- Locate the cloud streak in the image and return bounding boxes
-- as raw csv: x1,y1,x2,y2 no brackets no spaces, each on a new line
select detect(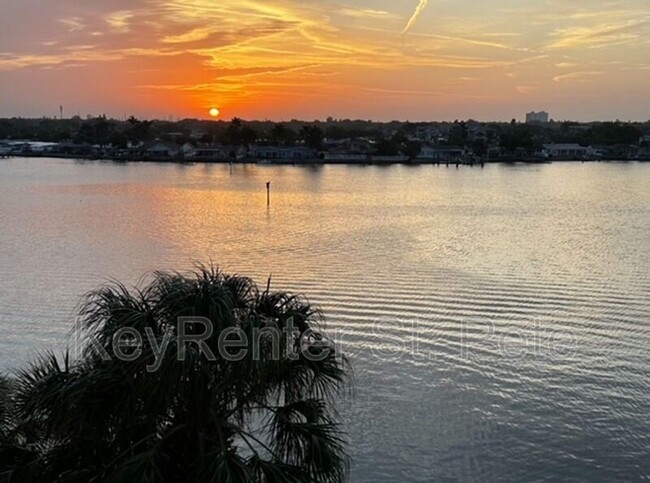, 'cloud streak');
401,0,428,36
553,71,604,82
547,20,648,49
